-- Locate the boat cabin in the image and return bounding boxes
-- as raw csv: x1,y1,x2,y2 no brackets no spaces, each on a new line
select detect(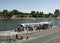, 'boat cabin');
15,22,52,32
